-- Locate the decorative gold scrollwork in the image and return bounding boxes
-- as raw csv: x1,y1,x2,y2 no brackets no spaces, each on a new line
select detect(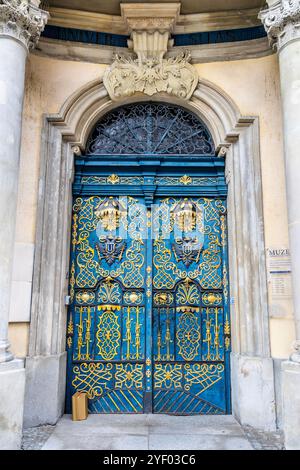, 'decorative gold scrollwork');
96,306,121,360
115,364,143,389
69,261,75,301
176,278,200,306
202,292,222,306
179,175,192,185
154,292,173,306
203,307,223,361
107,174,120,185
154,364,182,390
76,291,95,304
97,279,122,304
72,363,113,399
184,363,224,393
123,291,143,305
176,311,201,361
